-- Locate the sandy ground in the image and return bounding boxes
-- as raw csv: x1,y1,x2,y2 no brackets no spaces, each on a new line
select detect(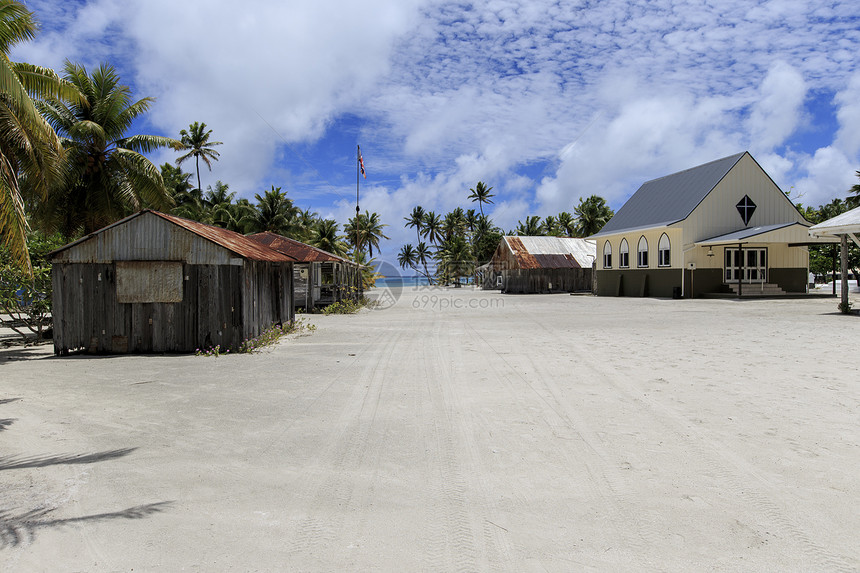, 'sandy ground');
1,287,858,572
